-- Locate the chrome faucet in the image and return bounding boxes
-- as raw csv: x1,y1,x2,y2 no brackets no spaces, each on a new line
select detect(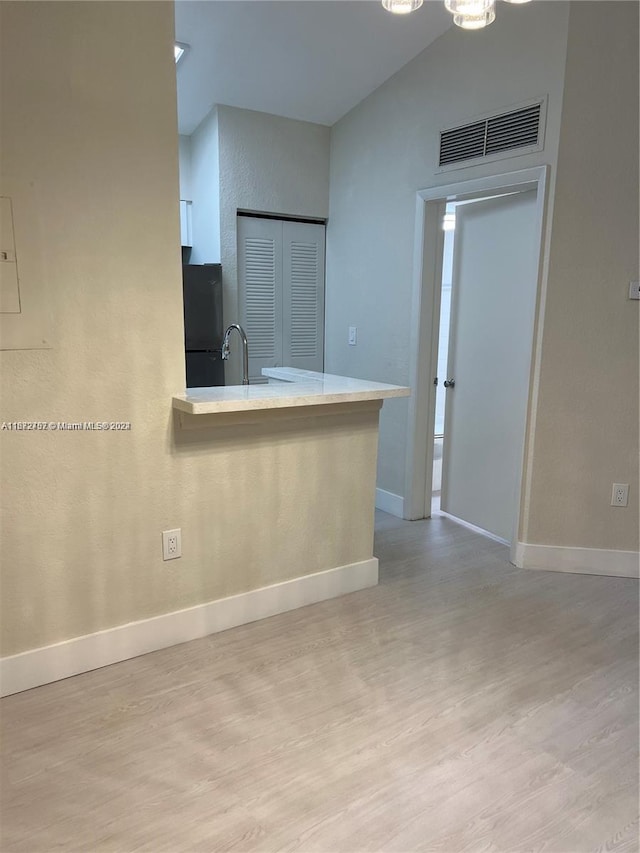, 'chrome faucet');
221,323,249,385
